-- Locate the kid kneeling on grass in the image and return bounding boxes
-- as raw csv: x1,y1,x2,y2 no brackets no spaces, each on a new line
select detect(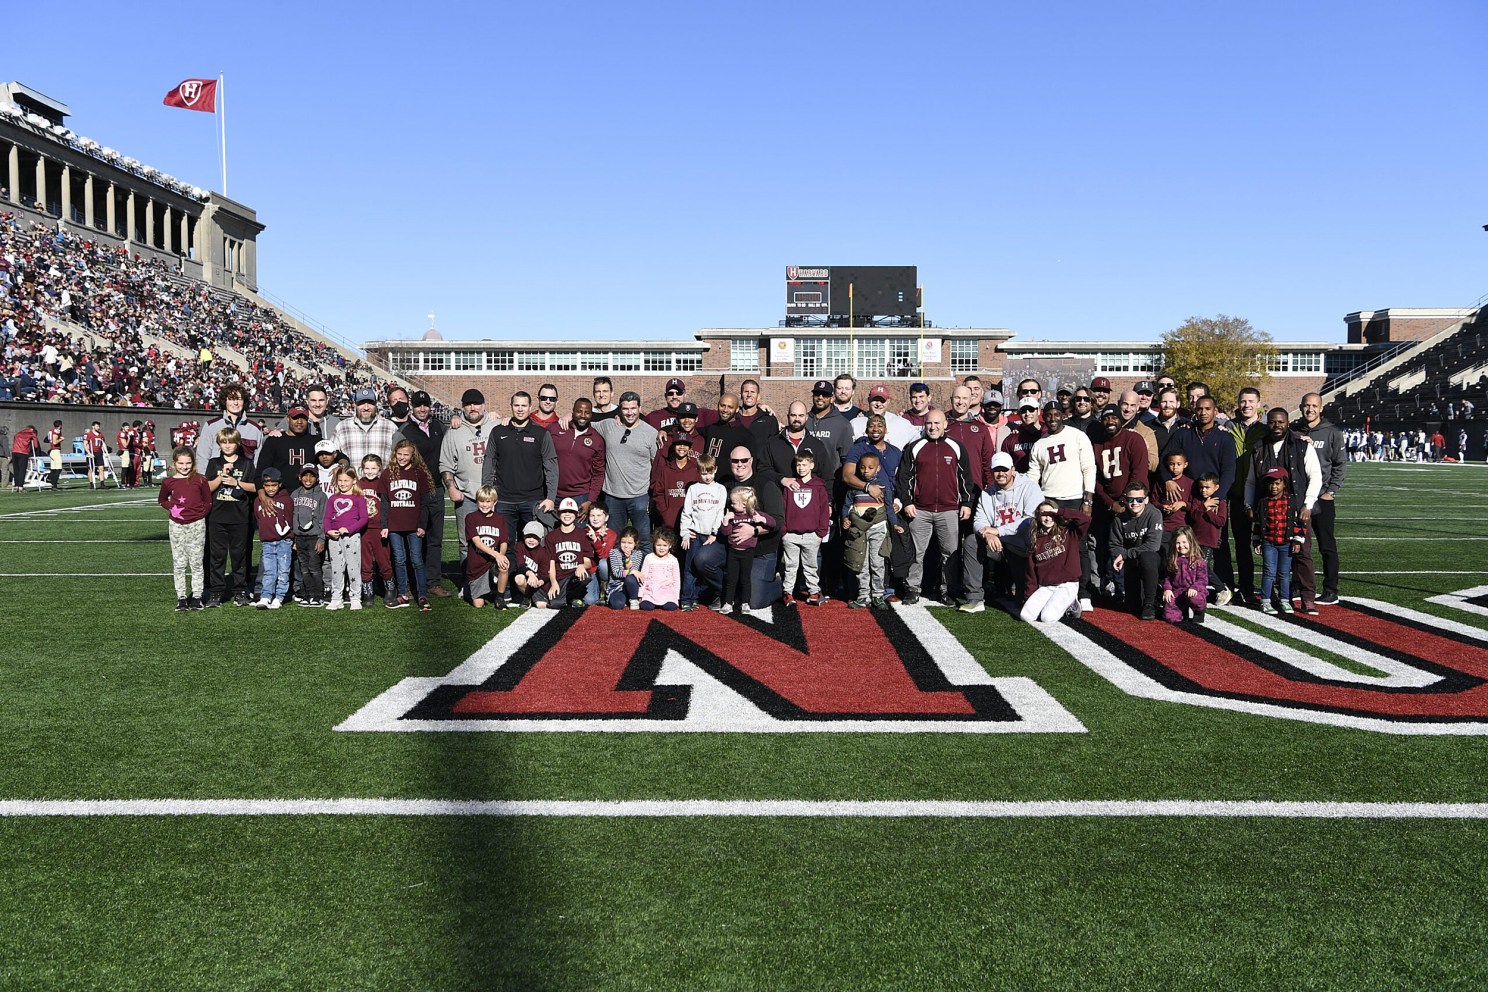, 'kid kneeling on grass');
511,521,552,609
252,467,294,610
464,485,512,610
159,446,211,611
1161,525,1208,625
